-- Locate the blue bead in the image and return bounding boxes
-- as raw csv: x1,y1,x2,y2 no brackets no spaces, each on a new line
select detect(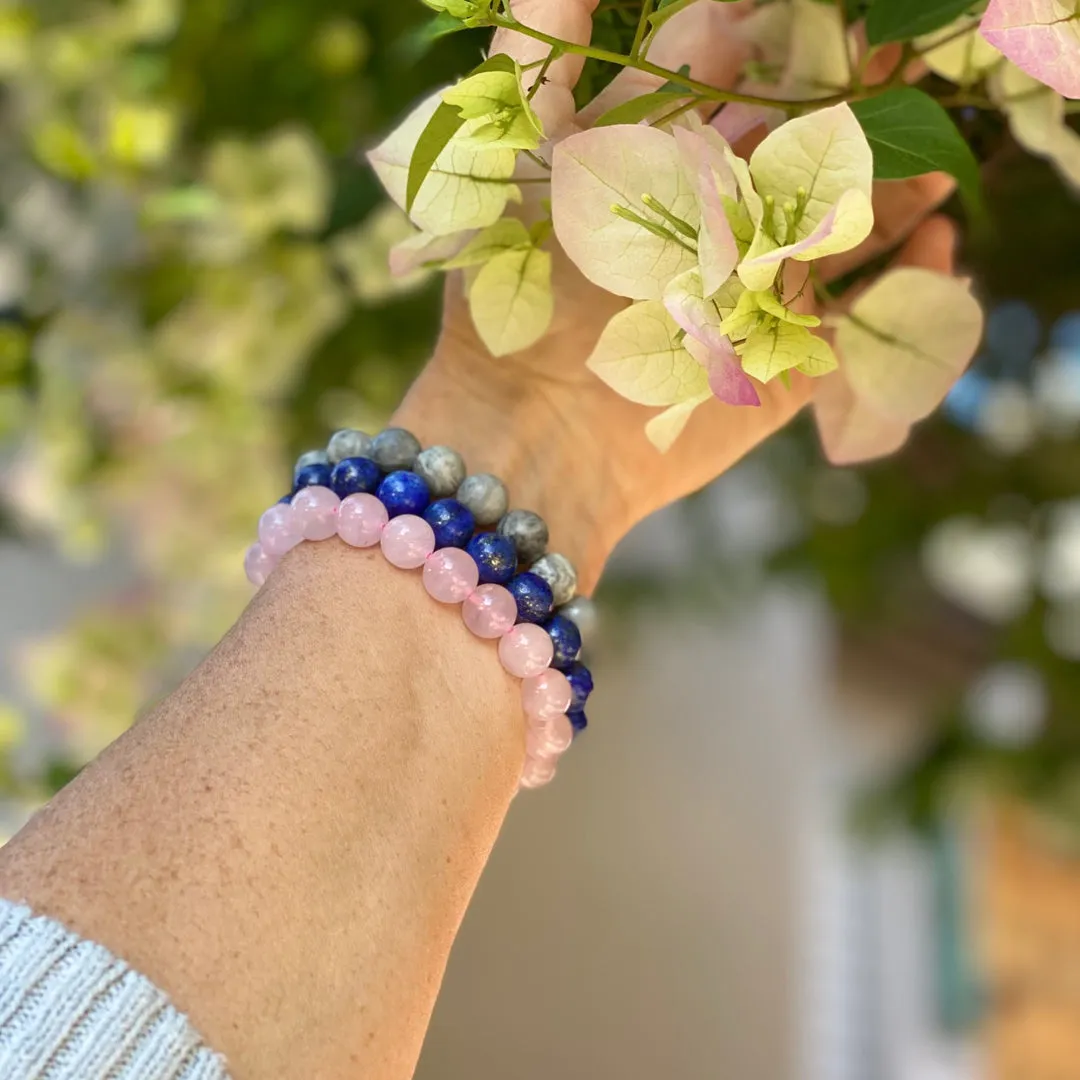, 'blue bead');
564,661,593,710
545,614,582,669
466,532,517,585
507,572,554,624
293,463,332,492
277,494,293,505
423,498,475,549
331,456,381,498
567,709,588,736
377,470,431,518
